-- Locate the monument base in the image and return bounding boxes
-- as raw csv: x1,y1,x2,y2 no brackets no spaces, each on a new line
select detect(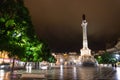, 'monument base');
80,55,97,66
80,48,91,56
80,48,97,66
